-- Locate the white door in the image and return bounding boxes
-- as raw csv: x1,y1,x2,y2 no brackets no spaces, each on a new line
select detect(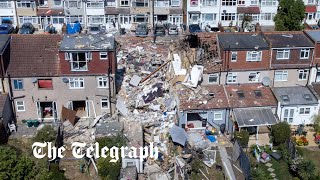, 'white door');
36,102,42,120
283,109,294,123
